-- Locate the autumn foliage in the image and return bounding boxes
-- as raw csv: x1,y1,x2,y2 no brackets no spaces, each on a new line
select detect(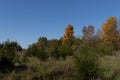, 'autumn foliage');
62,24,74,45
100,17,120,49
